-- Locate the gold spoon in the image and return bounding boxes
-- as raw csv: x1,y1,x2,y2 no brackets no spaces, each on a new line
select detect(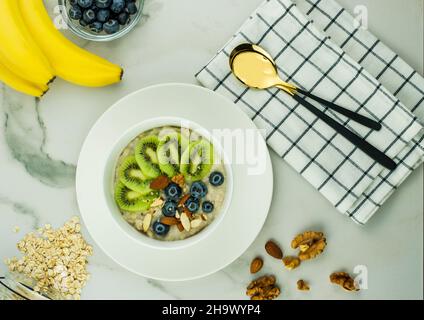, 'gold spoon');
229,43,396,171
